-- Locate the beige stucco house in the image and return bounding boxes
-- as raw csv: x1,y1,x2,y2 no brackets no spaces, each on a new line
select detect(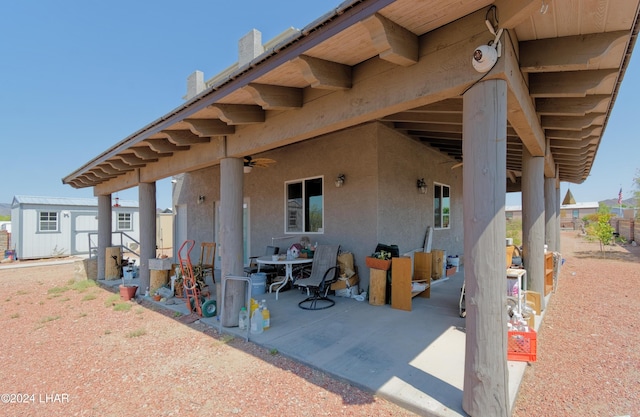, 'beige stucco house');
62,1,639,414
